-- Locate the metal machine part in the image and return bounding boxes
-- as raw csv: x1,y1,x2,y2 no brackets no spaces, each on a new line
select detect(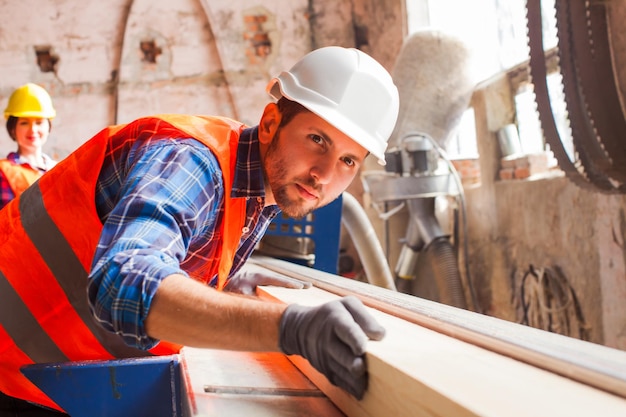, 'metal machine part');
364,132,469,309
526,0,626,193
